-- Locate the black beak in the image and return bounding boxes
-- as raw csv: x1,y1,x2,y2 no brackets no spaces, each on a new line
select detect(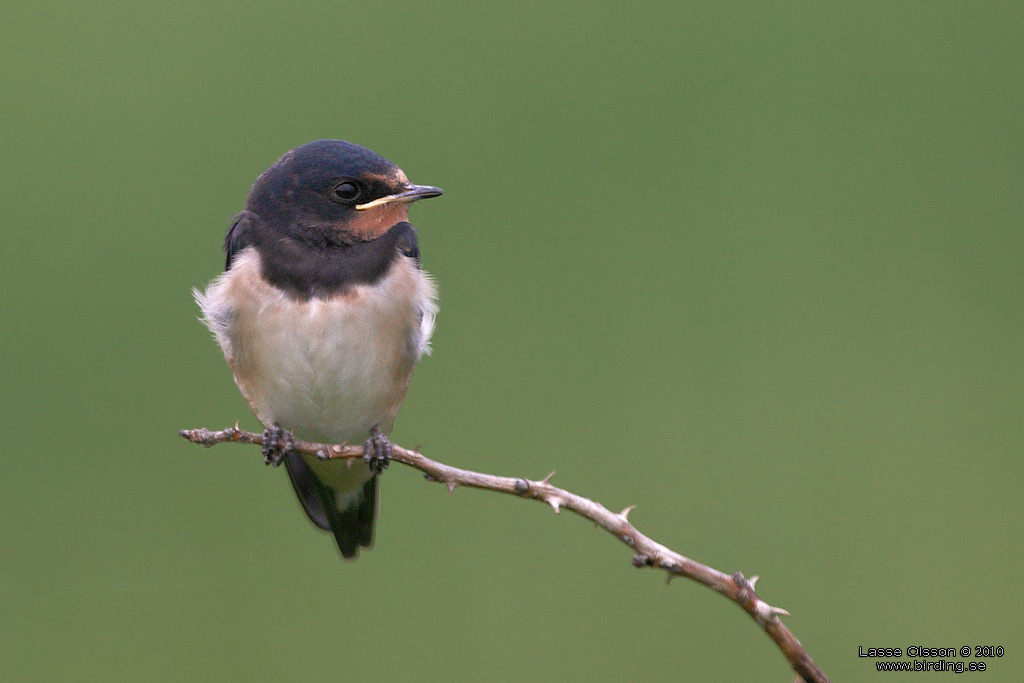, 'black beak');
355,184,444,210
